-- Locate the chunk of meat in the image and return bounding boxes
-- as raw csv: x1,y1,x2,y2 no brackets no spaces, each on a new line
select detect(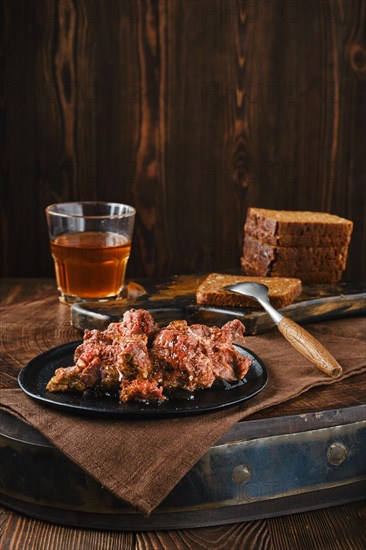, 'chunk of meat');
188,320,249,380
106,308,159,344
120,379,165,402
208,342,251,381
74,329,113,363
113,335,152,380
46,365,87,392
98,335,153,389
48,310,156,394
151,318,250,390
187,319,246,347
221,319,247,346
151,329,216,391
47,346,102,392
99,363,120,390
